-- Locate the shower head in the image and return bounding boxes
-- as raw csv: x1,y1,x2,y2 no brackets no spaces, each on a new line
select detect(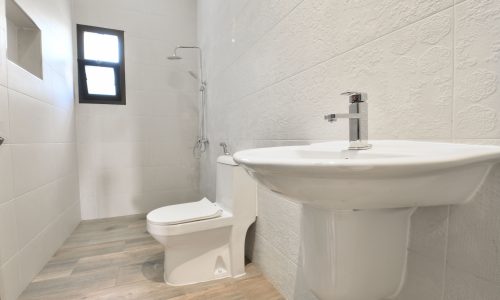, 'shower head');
168,45,205,85
167,54,183,60
167,45,201,61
